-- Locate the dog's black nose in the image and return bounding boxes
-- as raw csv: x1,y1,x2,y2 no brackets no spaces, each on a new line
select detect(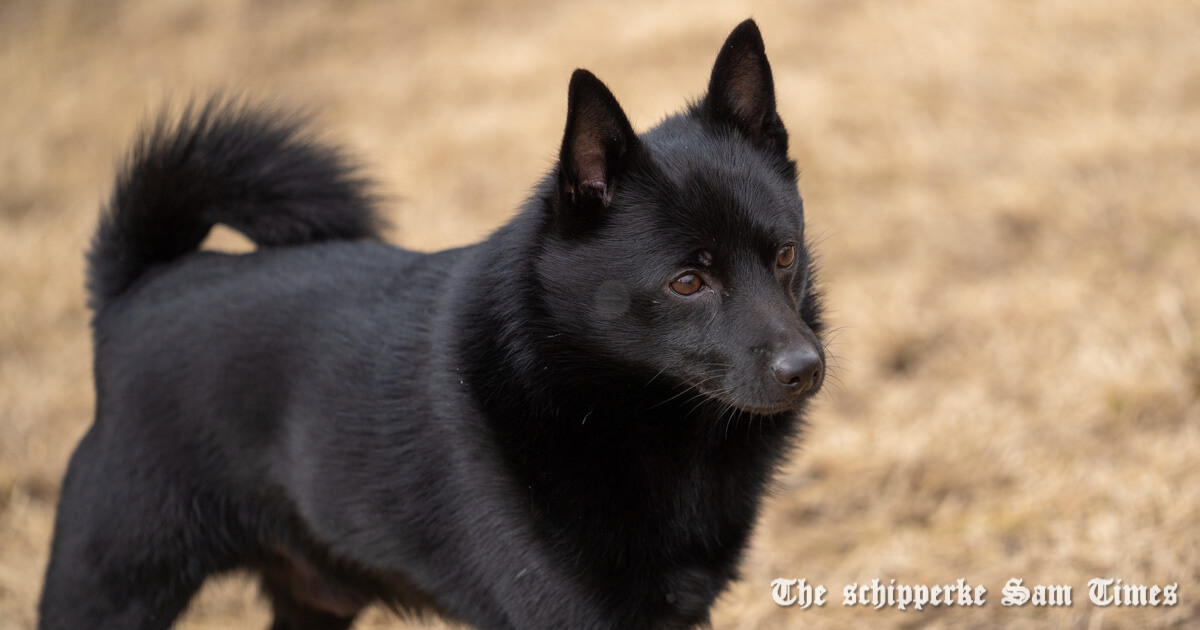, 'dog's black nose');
771,347,823,393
